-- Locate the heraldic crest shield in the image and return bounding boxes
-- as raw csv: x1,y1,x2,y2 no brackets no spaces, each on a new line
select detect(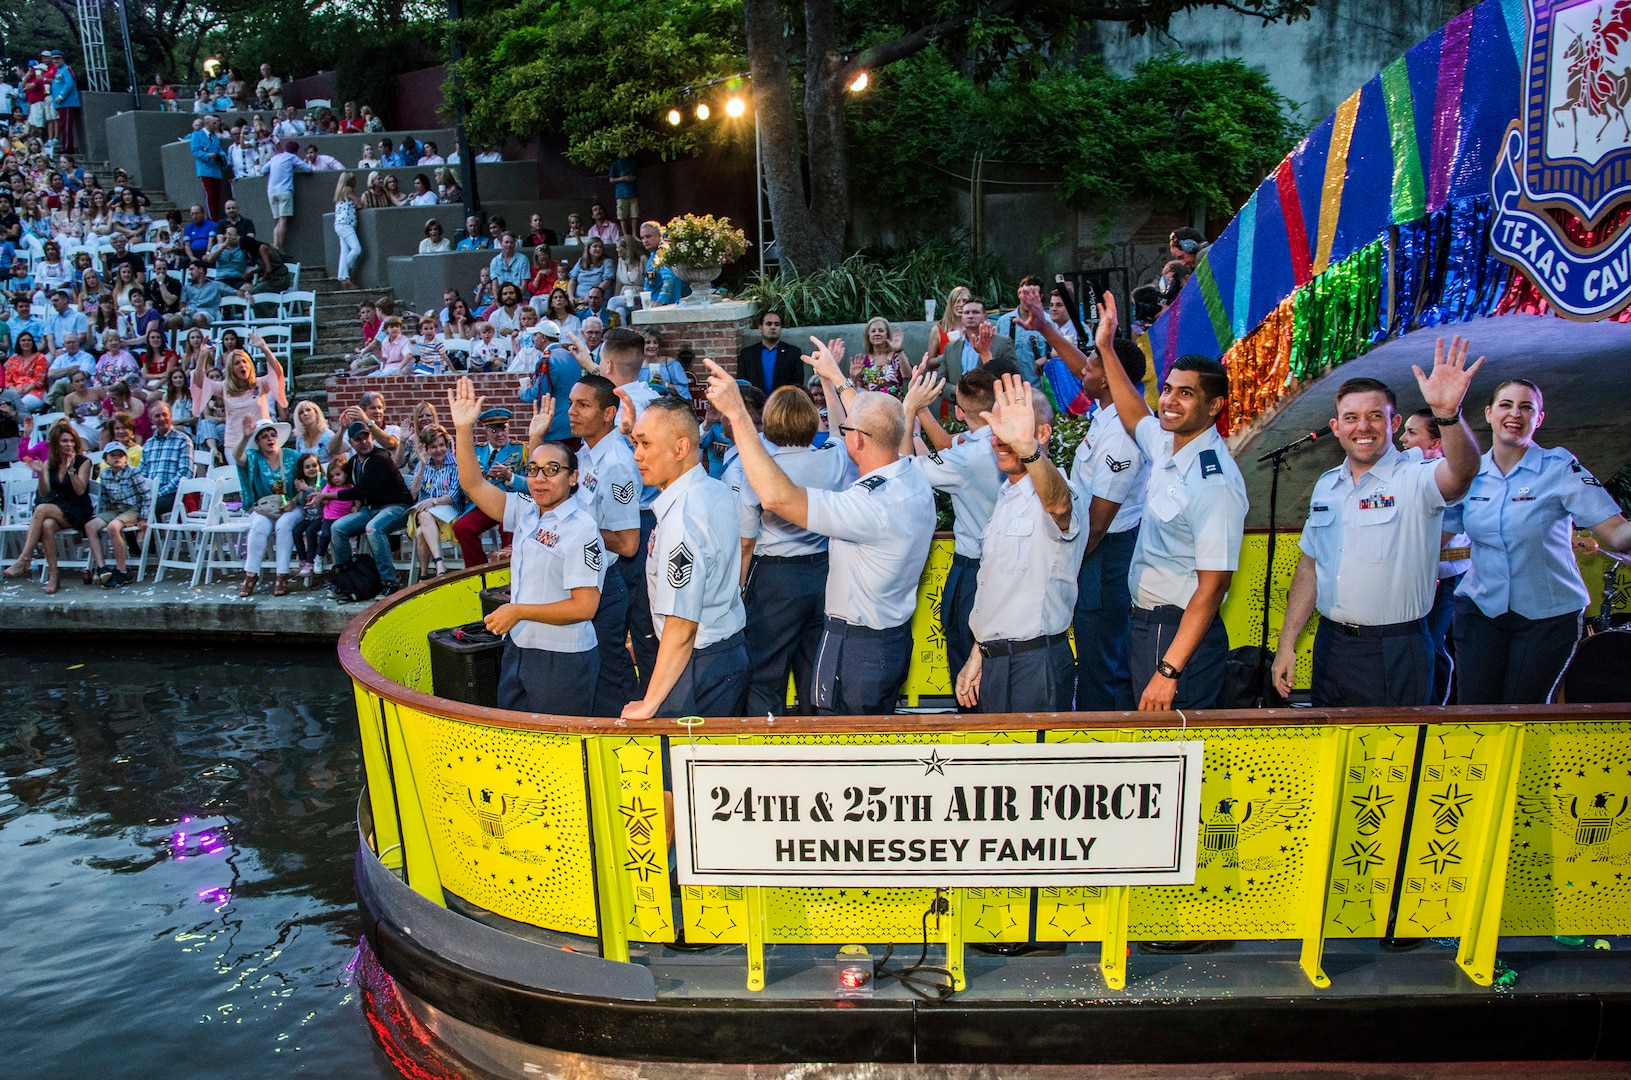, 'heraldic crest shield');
1491,0,1631,316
